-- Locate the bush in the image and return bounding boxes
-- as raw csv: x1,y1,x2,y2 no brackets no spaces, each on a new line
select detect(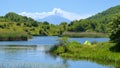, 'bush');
56,37,69,46
64,41,82,53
